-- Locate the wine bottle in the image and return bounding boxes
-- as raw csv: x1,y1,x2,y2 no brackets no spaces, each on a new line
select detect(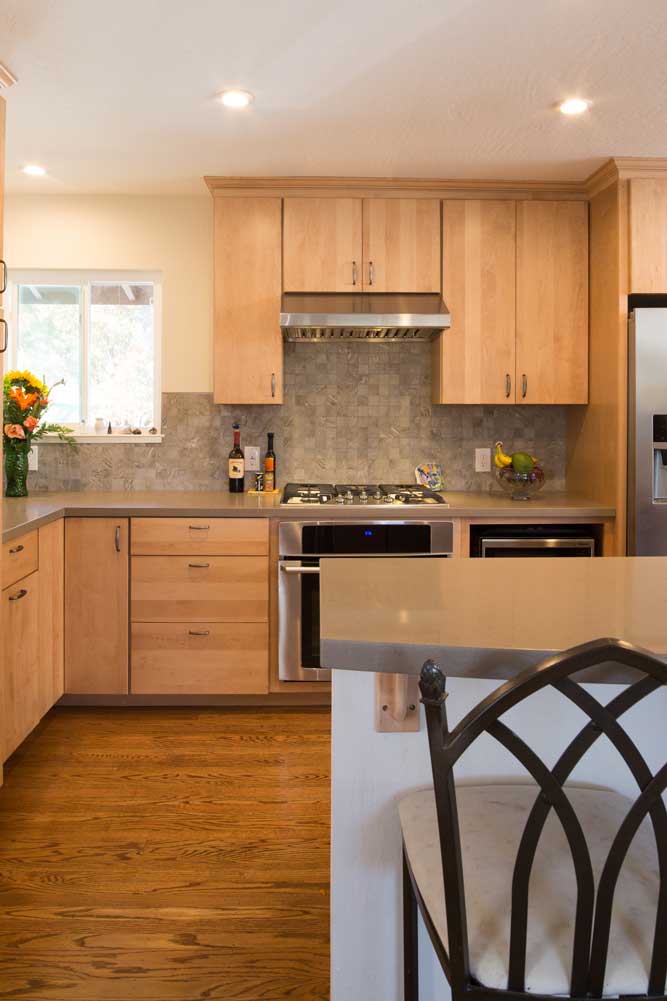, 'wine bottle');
264,432,276,492
228,422,245,493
